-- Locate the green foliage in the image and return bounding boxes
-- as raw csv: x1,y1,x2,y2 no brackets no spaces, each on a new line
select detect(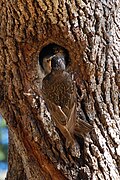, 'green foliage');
0,117,8,162
0,117,6,128
0,144,8,161
0,145,5,161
